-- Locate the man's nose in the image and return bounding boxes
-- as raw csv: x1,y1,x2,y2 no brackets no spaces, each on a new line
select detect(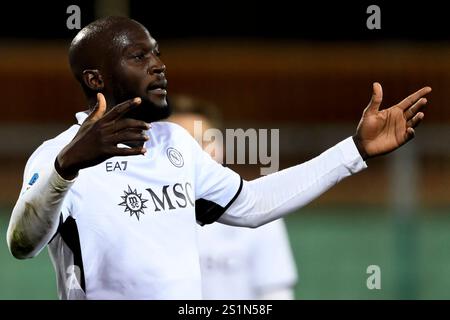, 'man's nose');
149,57,166,75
